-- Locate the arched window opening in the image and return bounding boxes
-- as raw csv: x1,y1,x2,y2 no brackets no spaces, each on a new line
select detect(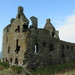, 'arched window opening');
15,58,18,65
52,32,55,37
34,44,38,53
49,44,54,51
10,58,12,63
22,25,28,32
15,40,20,54
15,25,20,32
62,45,64,49
8,46,10,54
